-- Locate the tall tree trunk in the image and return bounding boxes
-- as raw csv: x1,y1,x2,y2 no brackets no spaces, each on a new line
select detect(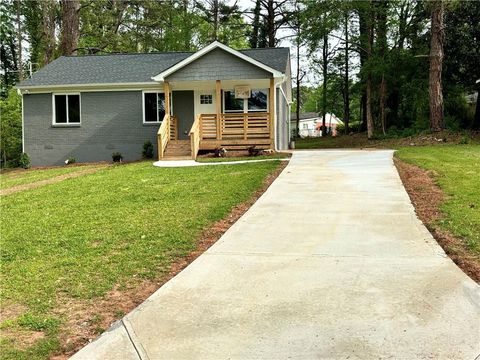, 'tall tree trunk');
379,75,387,134
60,0,80,55
428,0,444,131
358,5,368,132
343,12,350,134
41,0,56,65
250,0,261,48
473,80,480,129
322,33,328,136
267,0,275,47
212,0,219,41
378,1,388,135
366,1,374,139
16,0,23,80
